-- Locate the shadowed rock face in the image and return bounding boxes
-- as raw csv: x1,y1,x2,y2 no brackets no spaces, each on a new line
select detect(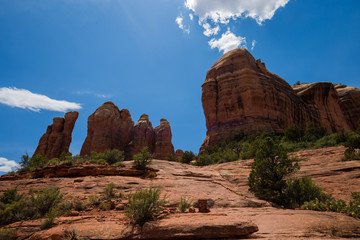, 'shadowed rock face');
33,111,79,160
81,102,174,160
80,102,134,156
154,119,175,159
335,84,360,130
201,48,356,151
